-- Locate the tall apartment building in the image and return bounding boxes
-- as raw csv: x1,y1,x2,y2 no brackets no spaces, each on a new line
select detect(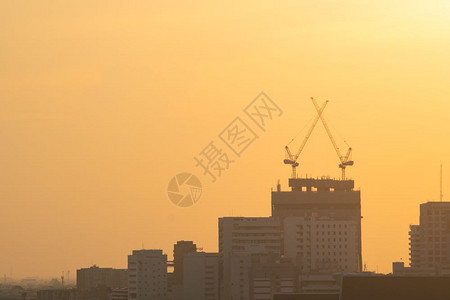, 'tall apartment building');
409,202,450,272
272,177,362,272
183,252,219,300
218,217,282,300
128,250,167,300
77,265,127,292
